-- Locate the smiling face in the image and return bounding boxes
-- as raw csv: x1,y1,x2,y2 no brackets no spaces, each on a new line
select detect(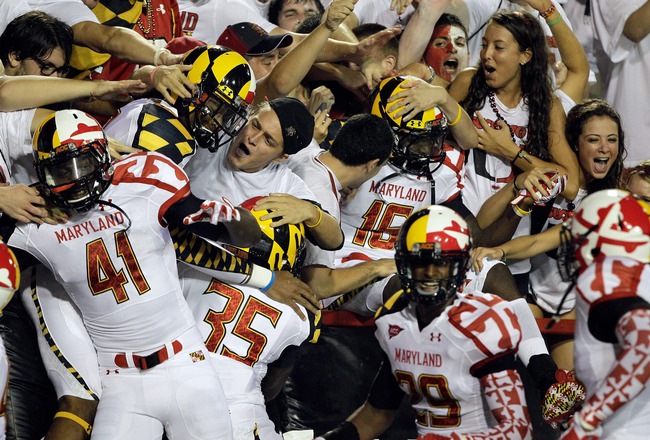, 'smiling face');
424,24,469,82
577,115,619,182
480,22,531,92
226,105,286,173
